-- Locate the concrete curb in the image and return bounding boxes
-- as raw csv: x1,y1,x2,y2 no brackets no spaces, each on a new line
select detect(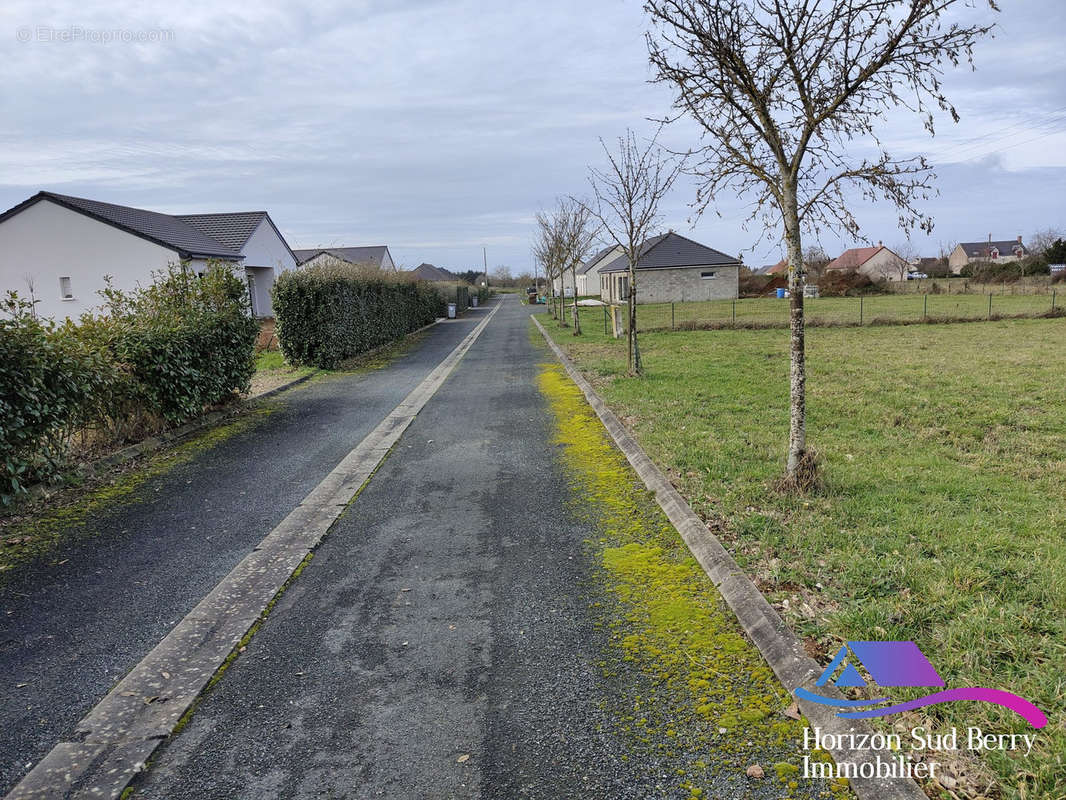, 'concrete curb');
531,315,926,800
5,305,500,800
